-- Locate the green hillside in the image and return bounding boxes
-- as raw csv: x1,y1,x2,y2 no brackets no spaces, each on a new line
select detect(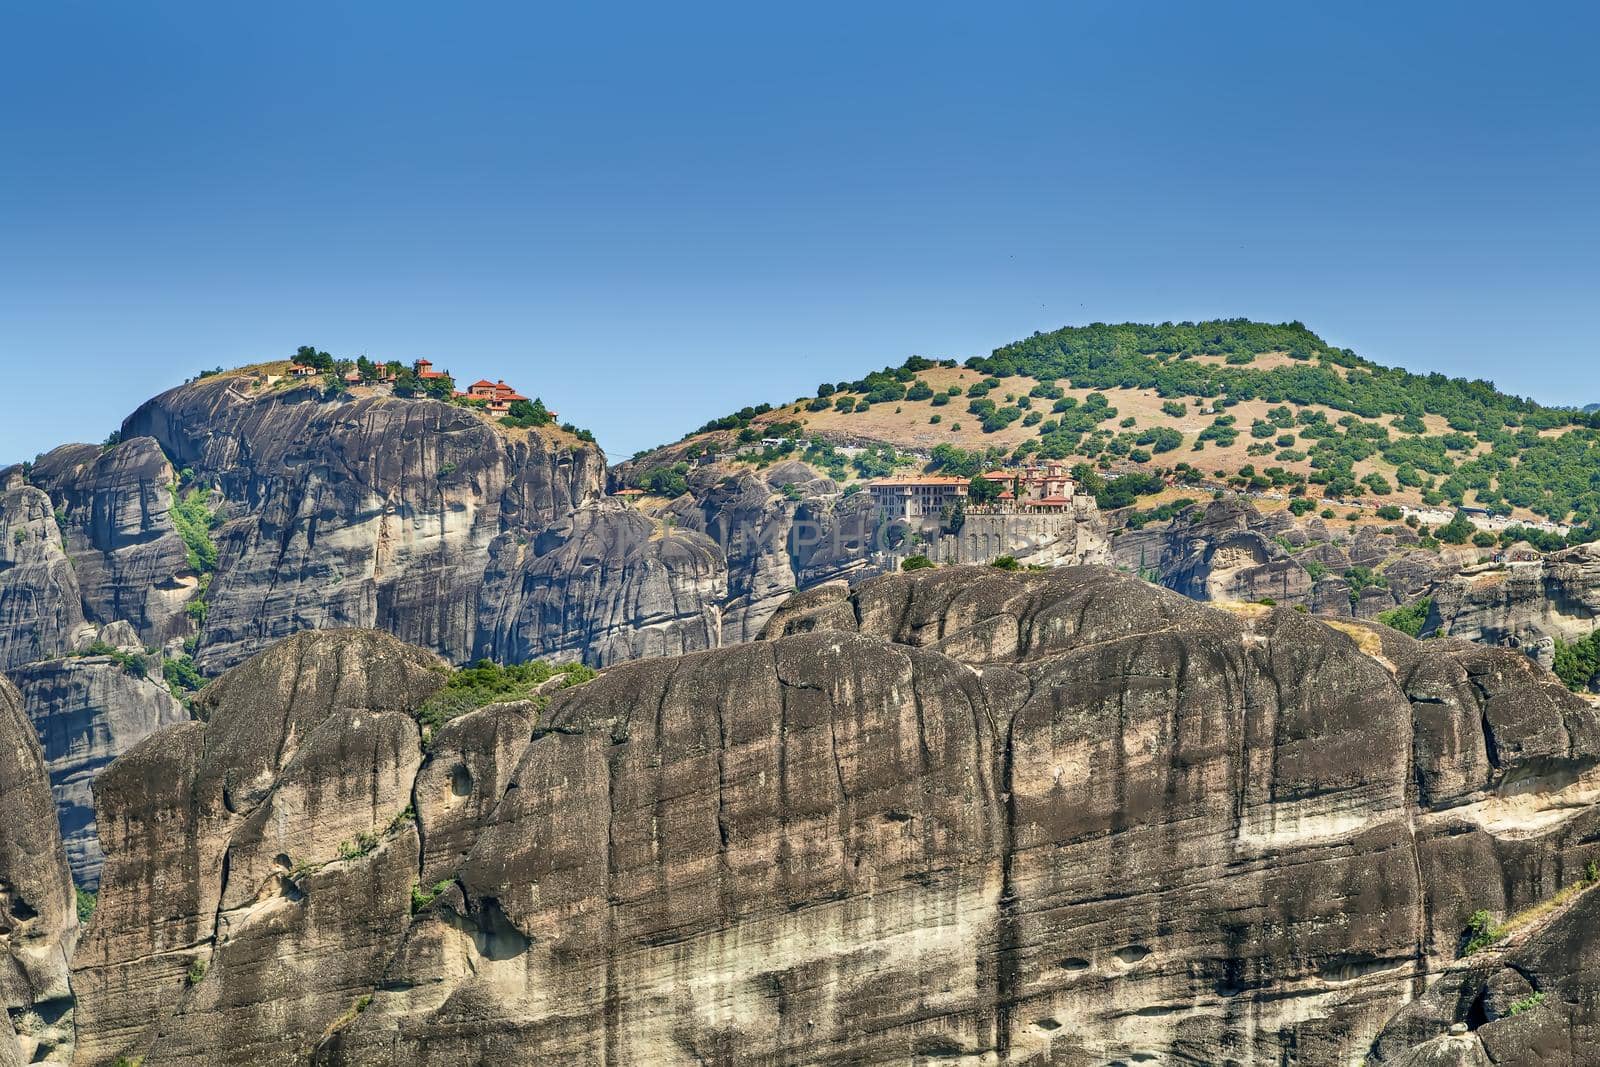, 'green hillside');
651,319,1600,531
